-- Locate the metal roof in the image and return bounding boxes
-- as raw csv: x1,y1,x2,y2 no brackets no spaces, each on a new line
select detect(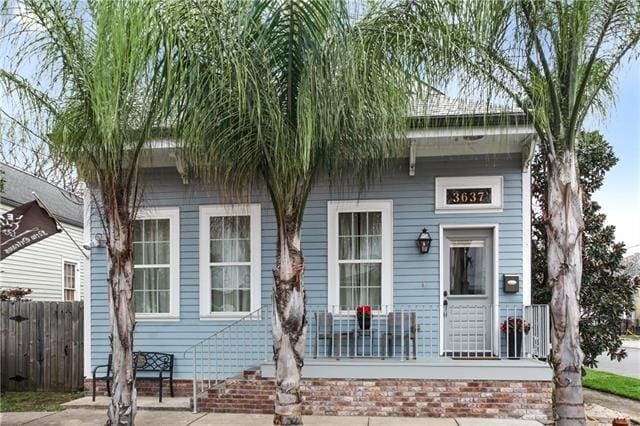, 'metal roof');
409,93,523,118
0,162,83,227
